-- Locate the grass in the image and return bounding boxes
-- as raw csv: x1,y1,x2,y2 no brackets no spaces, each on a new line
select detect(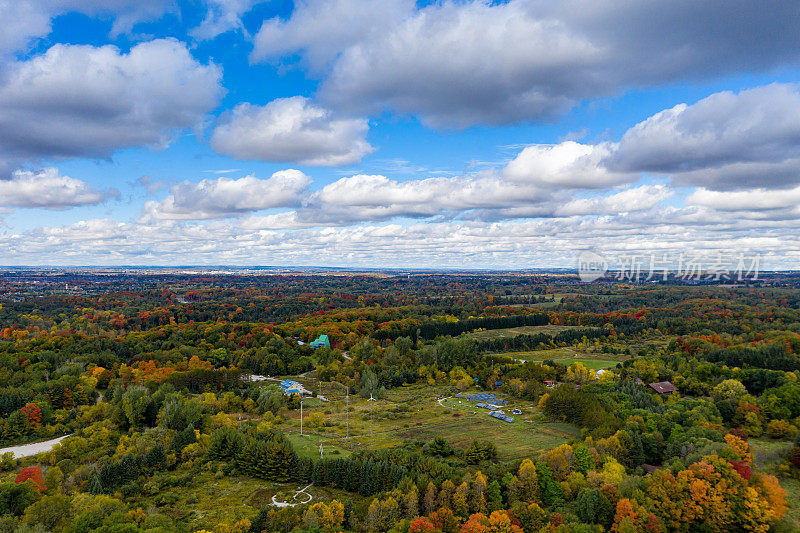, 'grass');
281,383,579,461
748,438,793,469
496,347,624,370
141,470,274,529
464,324,582,340
285,432,352,460
776,477,800,532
